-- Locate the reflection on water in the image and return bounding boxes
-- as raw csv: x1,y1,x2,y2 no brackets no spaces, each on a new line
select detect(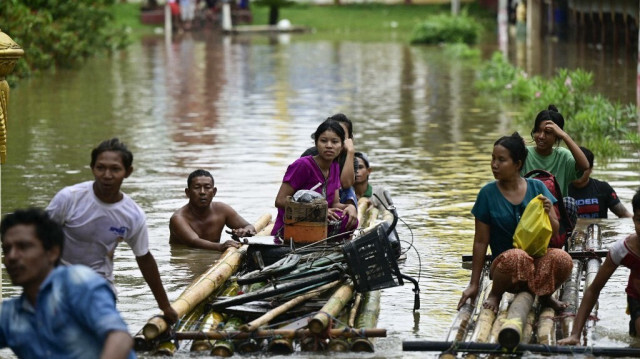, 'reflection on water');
2,31,640,357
